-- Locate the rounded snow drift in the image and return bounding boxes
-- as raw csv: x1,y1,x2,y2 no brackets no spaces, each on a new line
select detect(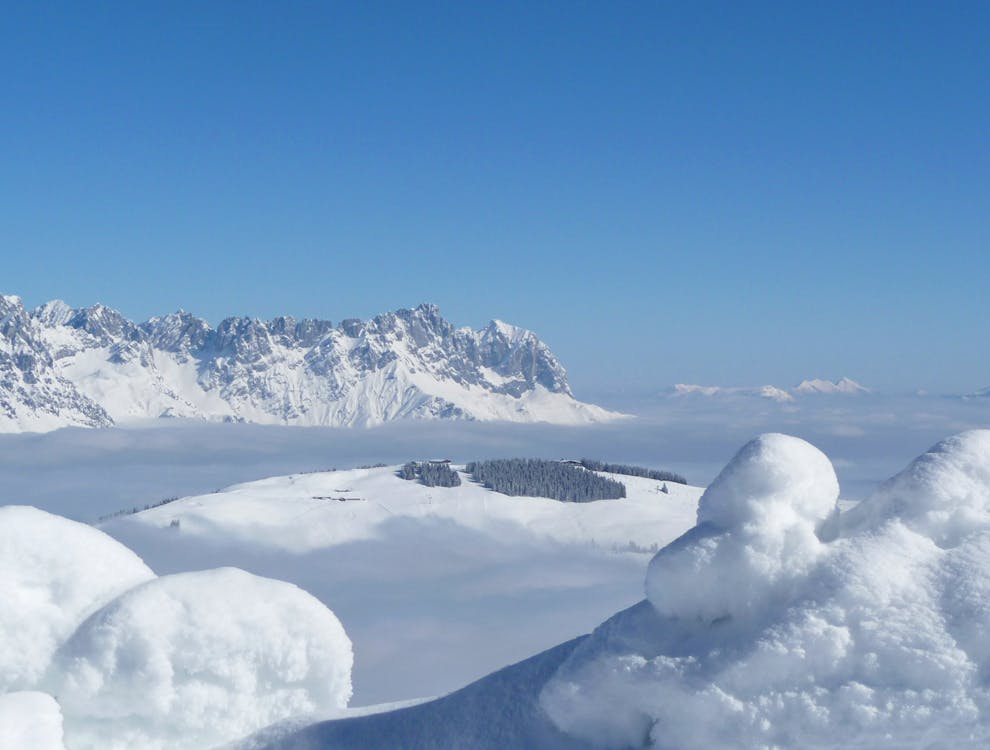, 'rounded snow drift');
697,433,839,531
48,567,353,750
847,429,990,546
647,434,839,622
0,505,155,691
